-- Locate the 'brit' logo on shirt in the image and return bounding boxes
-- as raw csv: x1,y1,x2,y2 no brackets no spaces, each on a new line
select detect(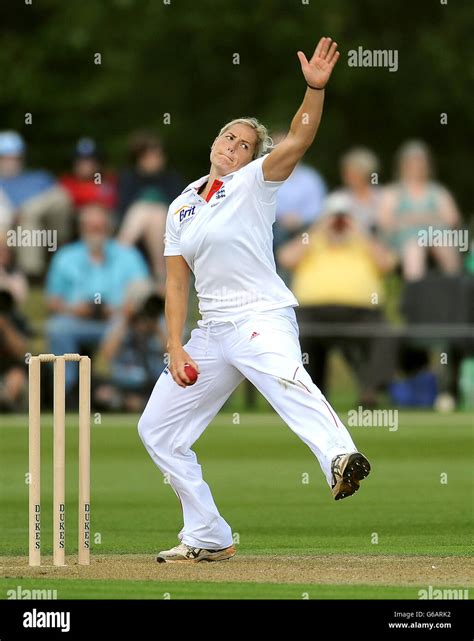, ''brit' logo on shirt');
175,205,197,224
